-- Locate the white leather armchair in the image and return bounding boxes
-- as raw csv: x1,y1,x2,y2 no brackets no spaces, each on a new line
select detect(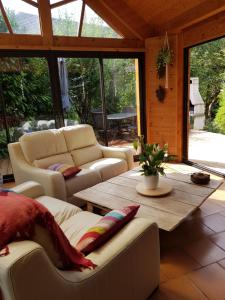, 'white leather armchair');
0,181,160,300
